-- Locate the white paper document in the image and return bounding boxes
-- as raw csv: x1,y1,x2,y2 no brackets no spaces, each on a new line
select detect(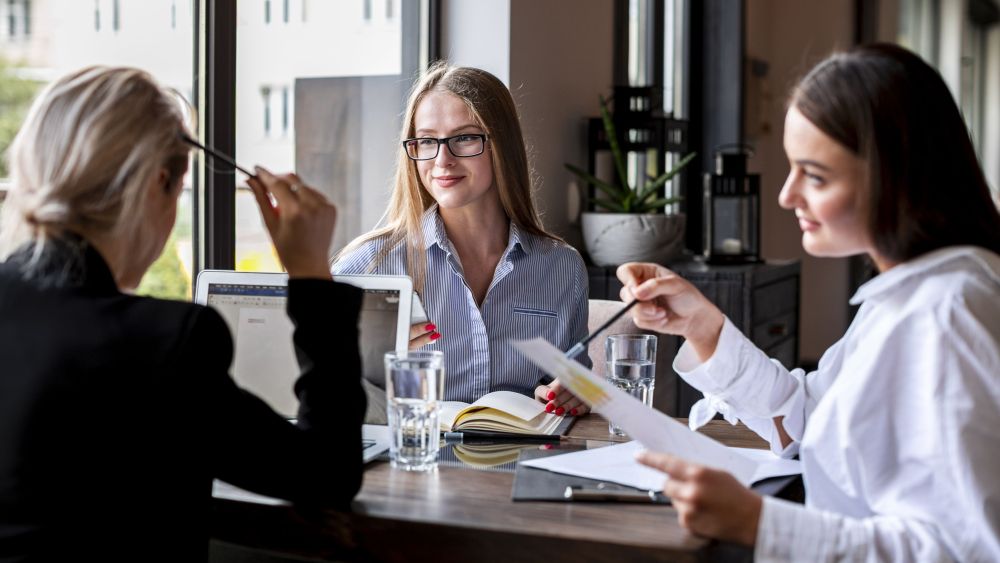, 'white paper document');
512,337,790,486
520,441,801,492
